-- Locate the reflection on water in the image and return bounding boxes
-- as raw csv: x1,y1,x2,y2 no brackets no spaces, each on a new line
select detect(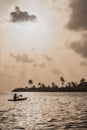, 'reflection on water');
0,92,87,130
